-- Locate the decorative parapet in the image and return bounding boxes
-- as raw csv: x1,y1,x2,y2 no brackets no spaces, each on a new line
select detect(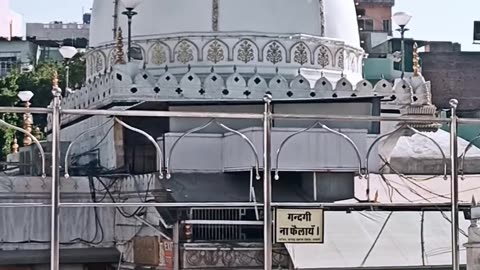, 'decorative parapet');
85,33,364,81
56,63,430,127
